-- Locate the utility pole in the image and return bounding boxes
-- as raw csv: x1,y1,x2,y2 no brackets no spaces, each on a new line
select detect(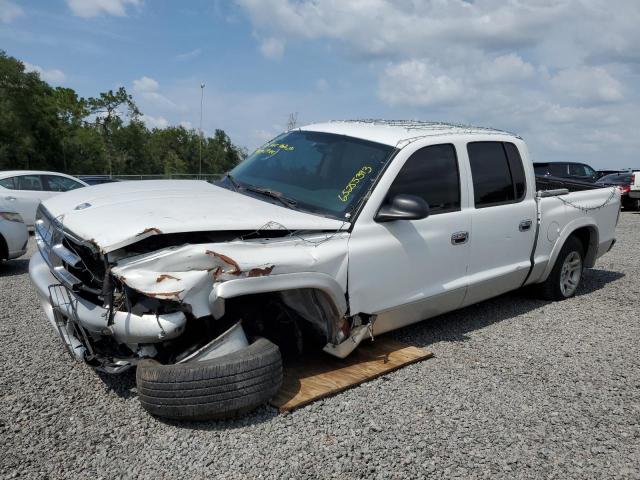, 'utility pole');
199,83,205,179
287,112,298,131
